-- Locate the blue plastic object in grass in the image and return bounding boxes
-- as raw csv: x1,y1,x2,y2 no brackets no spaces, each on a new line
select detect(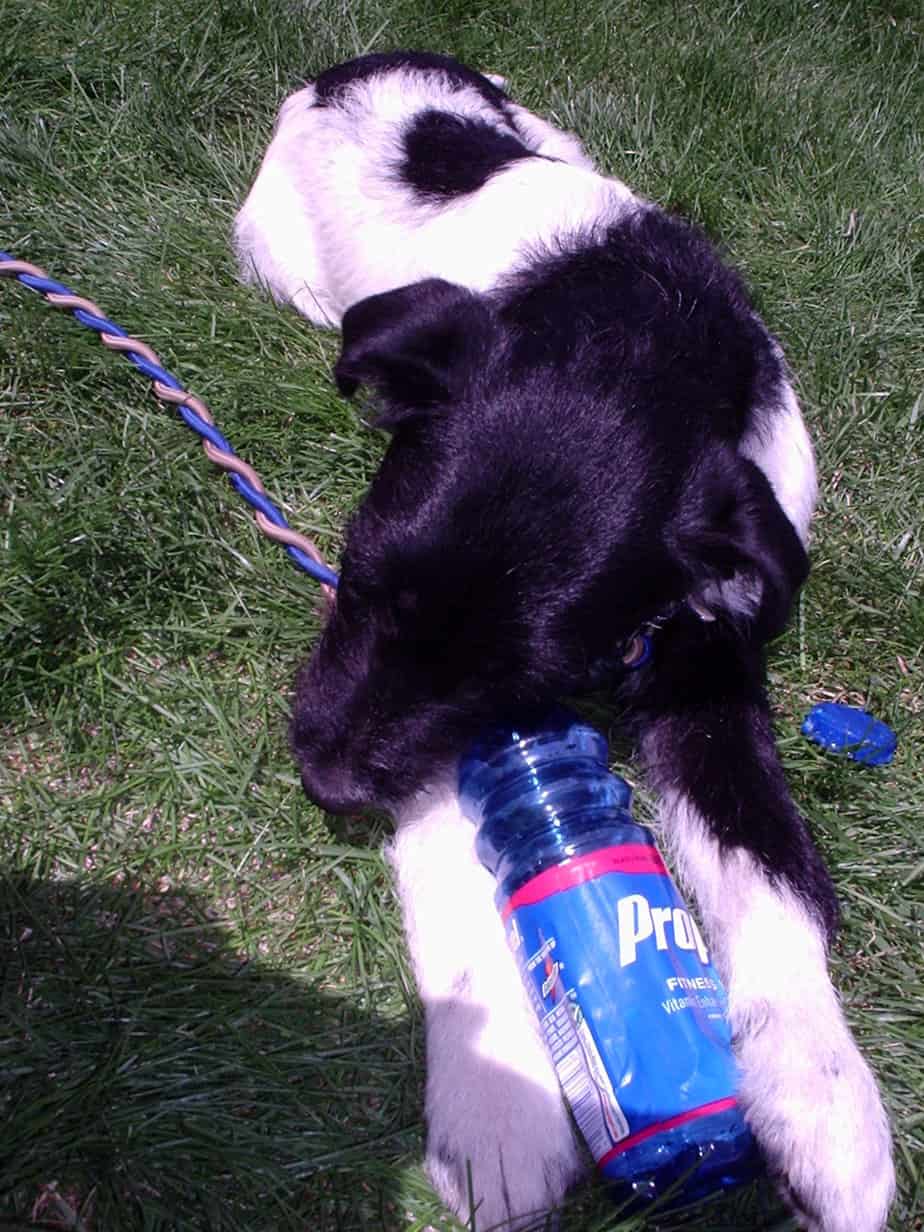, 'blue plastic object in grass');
801,703,897,766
